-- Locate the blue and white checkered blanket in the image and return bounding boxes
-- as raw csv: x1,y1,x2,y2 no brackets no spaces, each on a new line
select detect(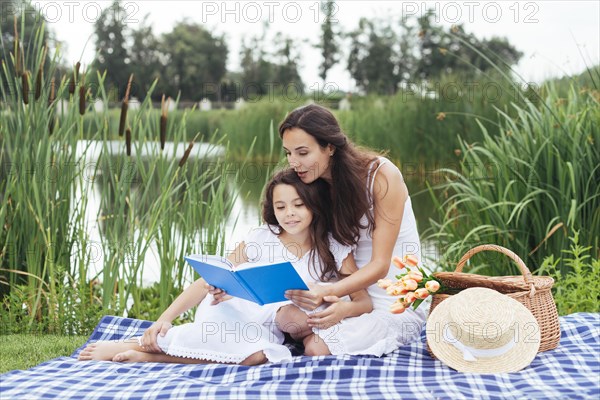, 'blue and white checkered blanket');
1,313,598,399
